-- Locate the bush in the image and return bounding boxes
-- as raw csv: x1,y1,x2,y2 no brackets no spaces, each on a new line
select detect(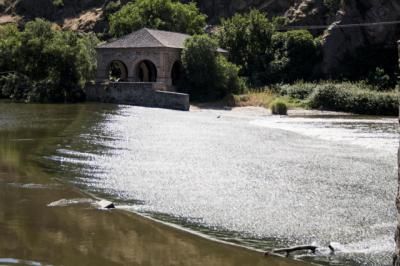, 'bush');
0,72,32,101
181,35,243,101
367,67,393,91
308,83,398,115
280,81,316,100
109,0,206,37
216,56,245,95
271,99,288,115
